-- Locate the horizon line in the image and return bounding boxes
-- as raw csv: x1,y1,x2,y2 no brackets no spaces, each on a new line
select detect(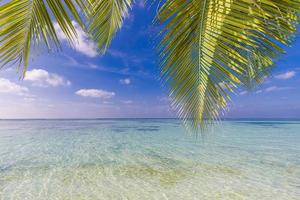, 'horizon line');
0,117,300,121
